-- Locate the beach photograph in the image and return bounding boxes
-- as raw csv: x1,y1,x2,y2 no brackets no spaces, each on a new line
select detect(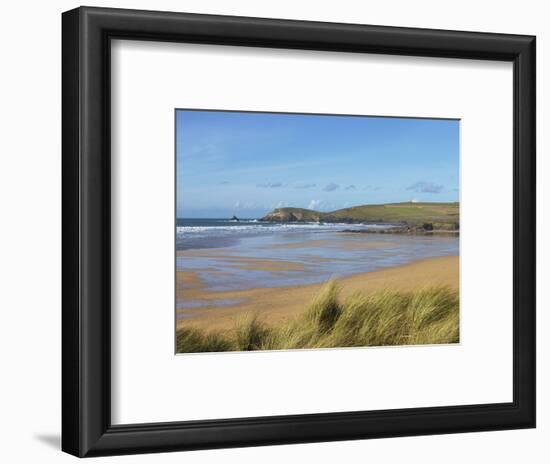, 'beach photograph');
175,110,460,353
